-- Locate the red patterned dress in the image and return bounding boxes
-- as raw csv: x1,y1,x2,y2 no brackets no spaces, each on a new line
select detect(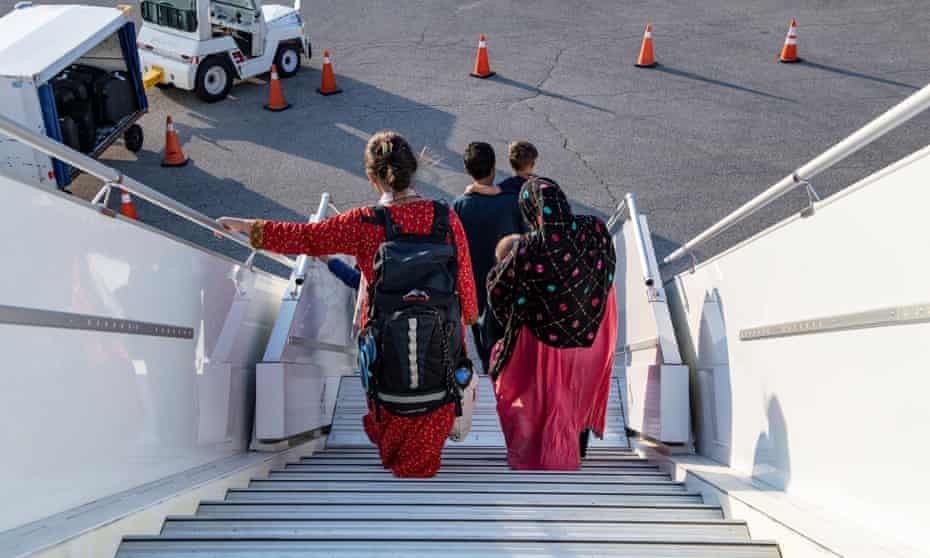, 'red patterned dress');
251,200,478,477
